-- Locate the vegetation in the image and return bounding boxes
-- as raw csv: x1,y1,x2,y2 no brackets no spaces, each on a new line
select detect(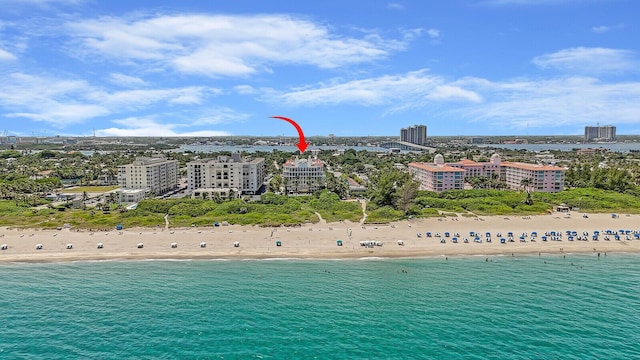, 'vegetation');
0,190,363,229
3,142,640,227
2,186,638,229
